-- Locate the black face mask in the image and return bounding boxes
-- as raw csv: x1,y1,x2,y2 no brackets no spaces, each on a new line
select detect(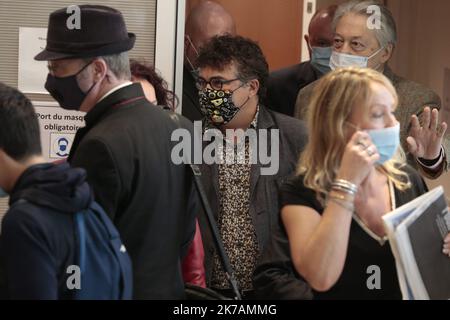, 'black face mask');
45,61,96,110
